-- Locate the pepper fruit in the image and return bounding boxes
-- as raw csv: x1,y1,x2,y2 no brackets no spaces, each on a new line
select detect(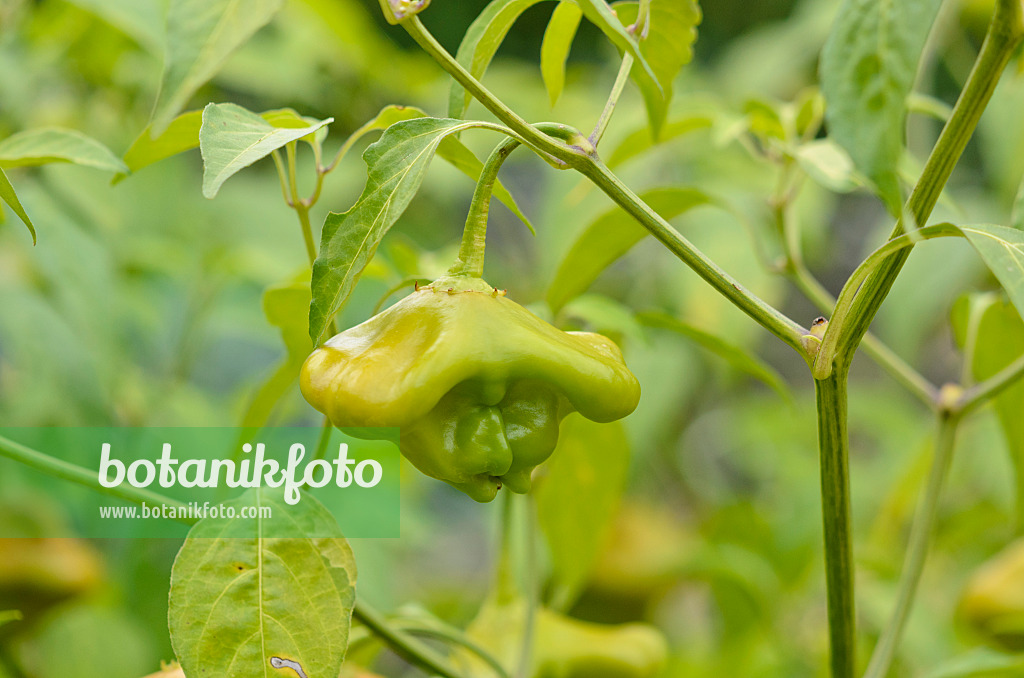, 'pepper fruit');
300,275,640,502
461,595,668,678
